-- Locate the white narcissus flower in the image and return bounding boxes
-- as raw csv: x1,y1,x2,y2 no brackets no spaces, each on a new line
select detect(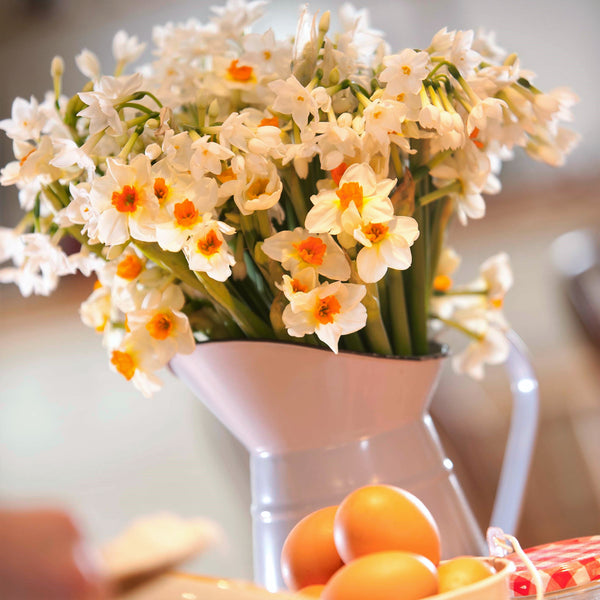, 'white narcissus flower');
80,282,113,334
467,97,507,137
76,49,101,81
479,252,513,303
112,30,146,65
363,99,408,152
379,49,430,97
309,118,361,171
433,247,461,292
305,163,395,235
429,142,492,225
50,137,97,180
184,217,236,282
341,204,419,283
269,76,319,130
126,284,195,362
90,155,158,246
155,177,219,252
233,153,282,215
78,72,144,136
262,228,350,280
241,29,292,76
190,135,234,178
278,269,318,302
109,329,163,398
282,281,367,353
452,325,509,380
0,96,46,141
